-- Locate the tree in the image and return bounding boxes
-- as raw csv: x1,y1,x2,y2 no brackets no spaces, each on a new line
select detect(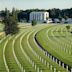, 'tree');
64,15,68,20
31,20,37,26
12,8,19,21
3,8,19,35
66,25,70,32
58,14,62,22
